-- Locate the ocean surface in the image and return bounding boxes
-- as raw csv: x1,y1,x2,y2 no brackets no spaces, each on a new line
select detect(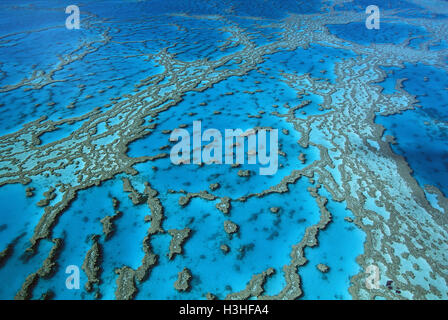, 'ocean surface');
0,0,447,300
